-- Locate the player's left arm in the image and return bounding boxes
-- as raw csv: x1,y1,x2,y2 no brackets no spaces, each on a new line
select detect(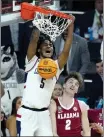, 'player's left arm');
58,16,75,70
81,109,91,136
